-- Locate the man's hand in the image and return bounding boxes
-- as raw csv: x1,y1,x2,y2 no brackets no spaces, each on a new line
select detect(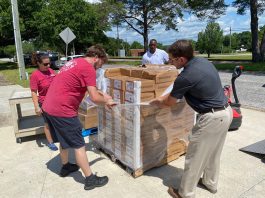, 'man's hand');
149,98,166,108
35,107,42,116
105,99,117,110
